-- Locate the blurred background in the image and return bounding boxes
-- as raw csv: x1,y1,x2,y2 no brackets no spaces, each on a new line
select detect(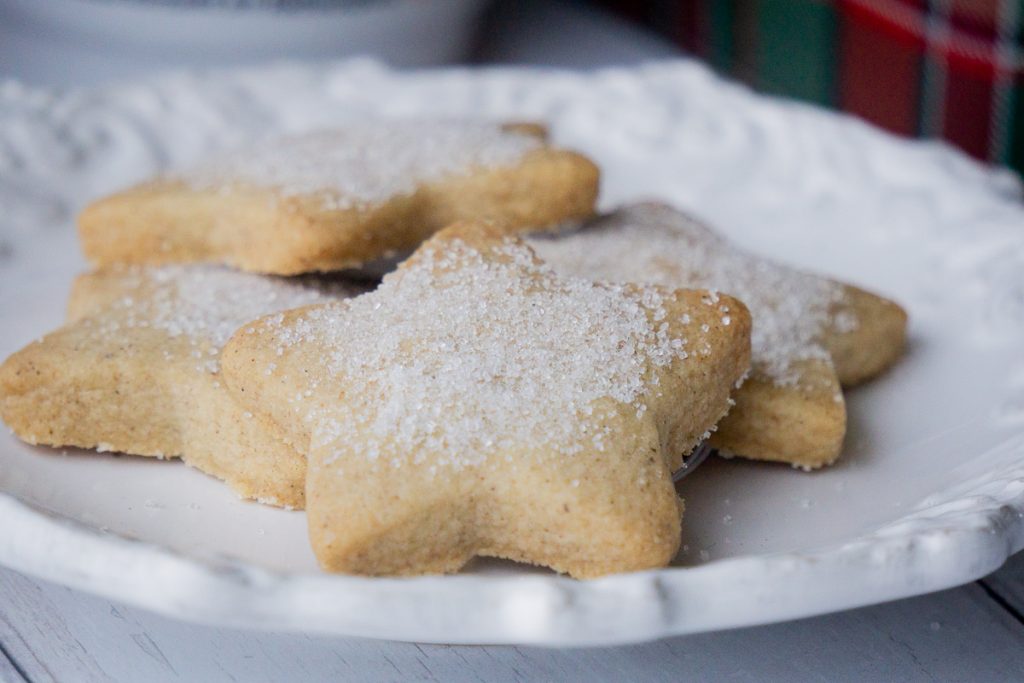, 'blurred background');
0,0,1020,175
595,0,1024,177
